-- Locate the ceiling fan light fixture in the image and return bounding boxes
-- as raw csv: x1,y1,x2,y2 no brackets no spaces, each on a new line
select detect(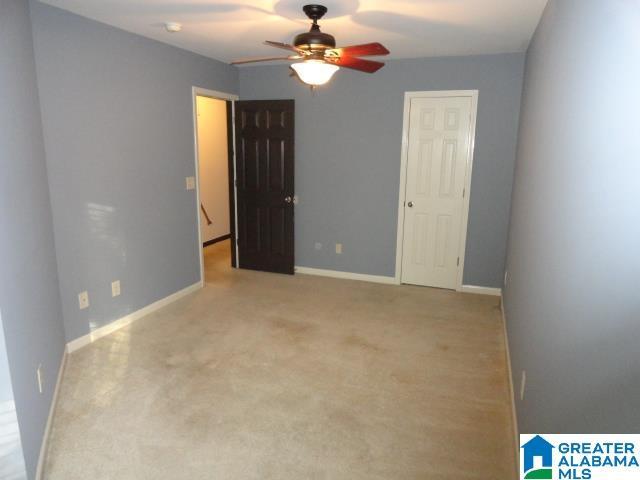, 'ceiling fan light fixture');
291,60,339,86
